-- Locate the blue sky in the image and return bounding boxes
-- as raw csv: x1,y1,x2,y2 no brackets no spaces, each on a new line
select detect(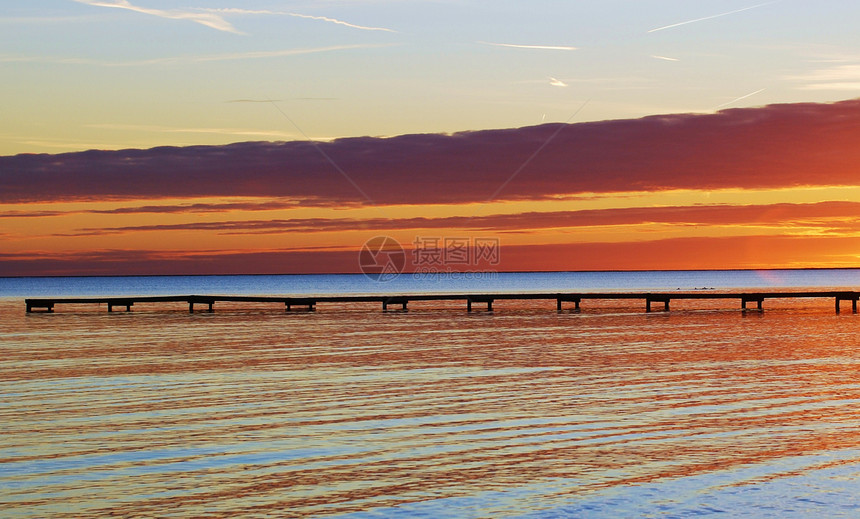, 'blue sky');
2,0,859,155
